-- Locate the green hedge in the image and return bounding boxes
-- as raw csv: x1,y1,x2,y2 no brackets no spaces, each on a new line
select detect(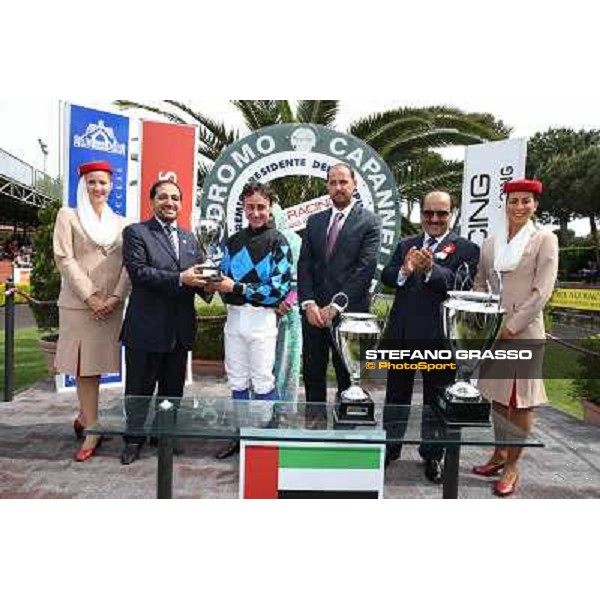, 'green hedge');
29,198,61,331
193,297,227,360
559,246,595,275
